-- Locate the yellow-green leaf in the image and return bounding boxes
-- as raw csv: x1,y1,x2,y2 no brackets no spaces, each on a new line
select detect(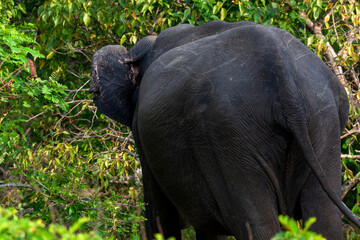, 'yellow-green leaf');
239,2,246,15
325,2,333,11
130,35,137,44
324,14,330,28
183,8,191,20
46,52,54,59
141,4,149,14
18,3,26,13
348,45,356,58
120,35,127,45
83,13,90,27
307,35,315,46
220,8,227,20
